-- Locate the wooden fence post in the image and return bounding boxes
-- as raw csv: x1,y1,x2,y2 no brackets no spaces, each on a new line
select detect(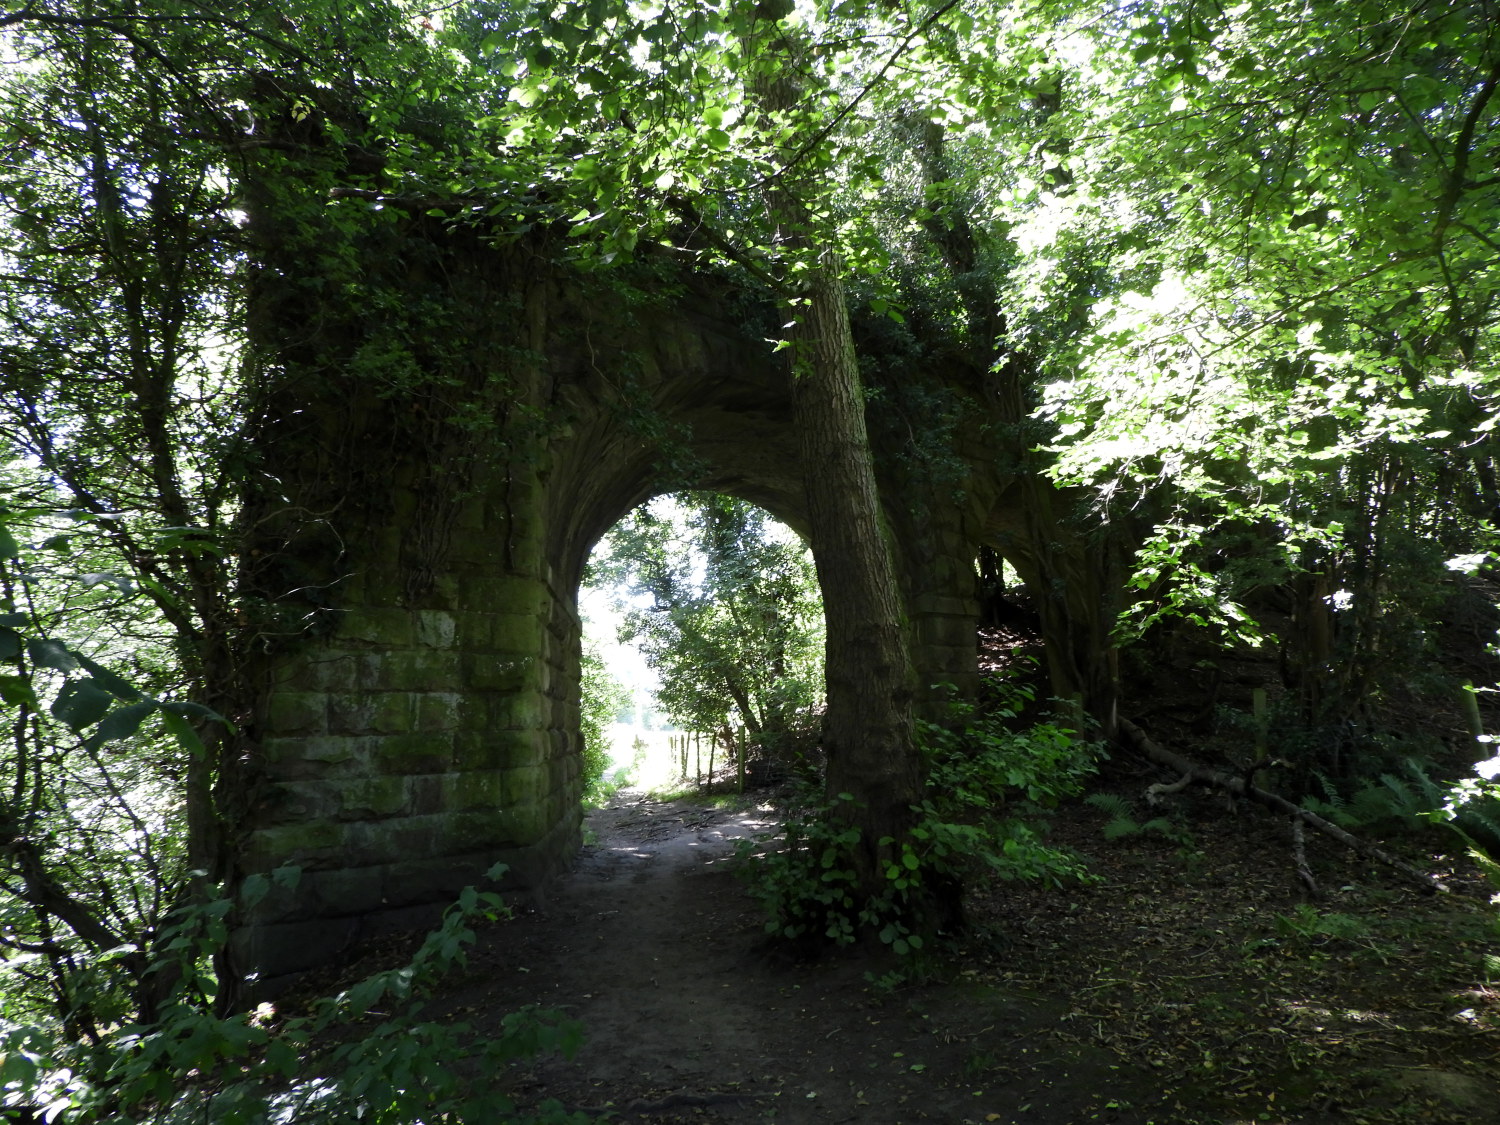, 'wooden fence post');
736,725,746,794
